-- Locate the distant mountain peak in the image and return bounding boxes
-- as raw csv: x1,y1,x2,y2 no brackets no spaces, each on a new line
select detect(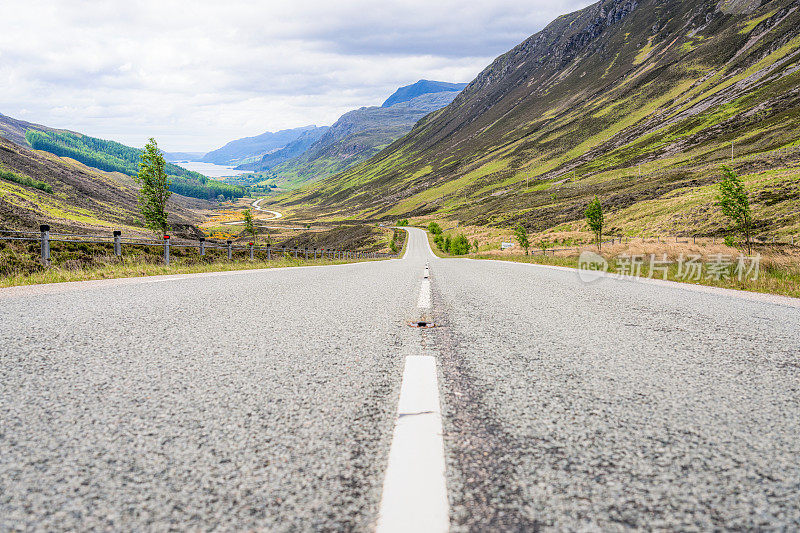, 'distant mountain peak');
381,80,468,108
